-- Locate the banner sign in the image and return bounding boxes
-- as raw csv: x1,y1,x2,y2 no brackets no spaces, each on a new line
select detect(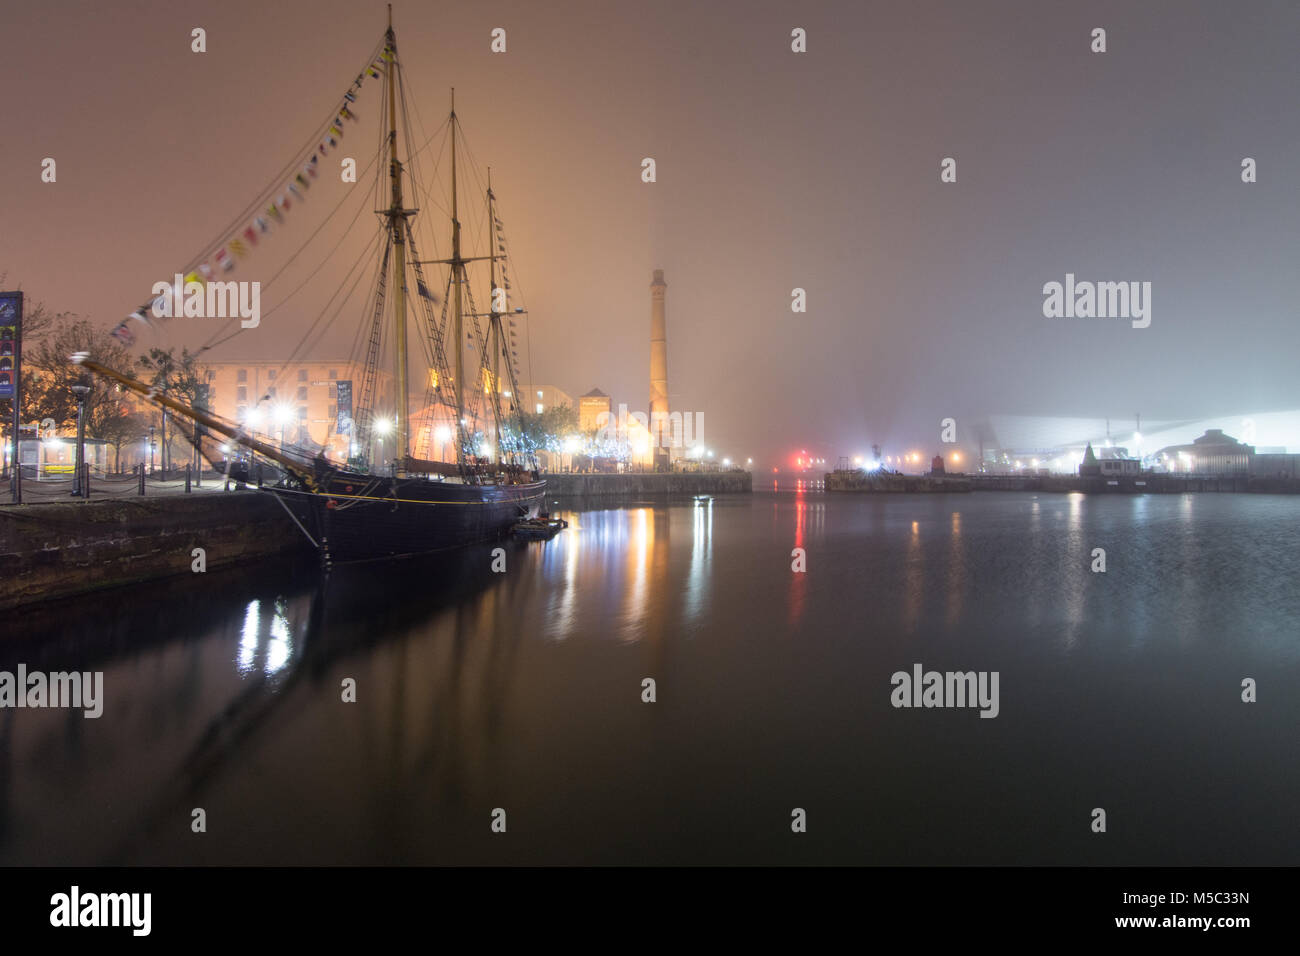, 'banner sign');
0,292,20,400
336,380,353,435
